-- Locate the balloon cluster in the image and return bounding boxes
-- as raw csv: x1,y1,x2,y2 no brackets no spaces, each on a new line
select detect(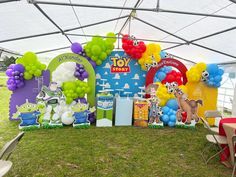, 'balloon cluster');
121,34,146,59
62,80,91,104
5,64,25,91
205,64,224,88
81,51,96,69
138,43,162,71
74,63,89,81
16,52,46,80
161,99,178,127
71,42,83,54
186,62,207,82
84,32,116,65
155,82,175,106
154,66,172,82
162,70,183,86
52,62,77,86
